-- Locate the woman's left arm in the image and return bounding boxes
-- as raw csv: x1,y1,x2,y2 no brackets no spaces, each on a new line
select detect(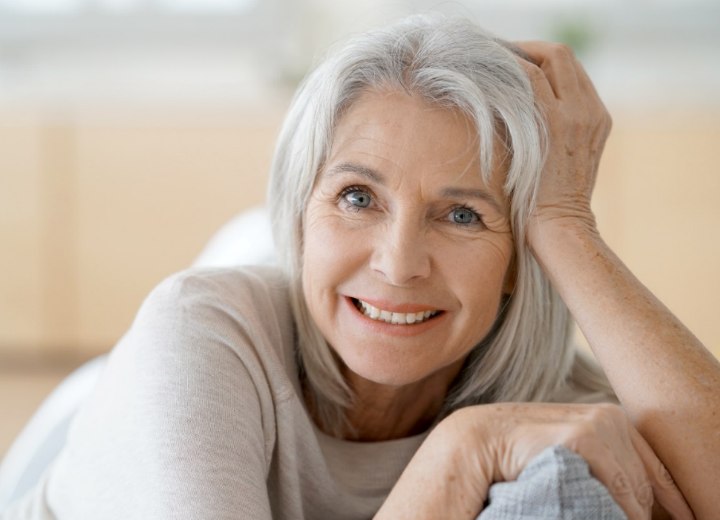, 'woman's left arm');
517,42,720,519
